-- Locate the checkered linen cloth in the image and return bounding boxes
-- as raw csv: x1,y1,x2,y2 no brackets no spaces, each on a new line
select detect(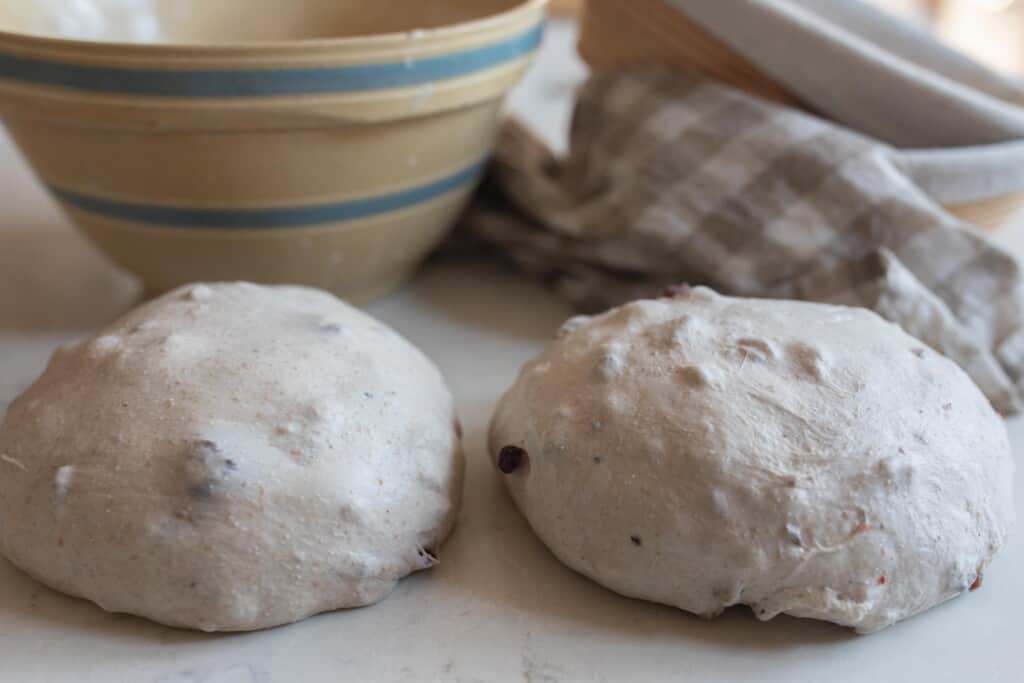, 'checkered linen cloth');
453,68,1024,414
